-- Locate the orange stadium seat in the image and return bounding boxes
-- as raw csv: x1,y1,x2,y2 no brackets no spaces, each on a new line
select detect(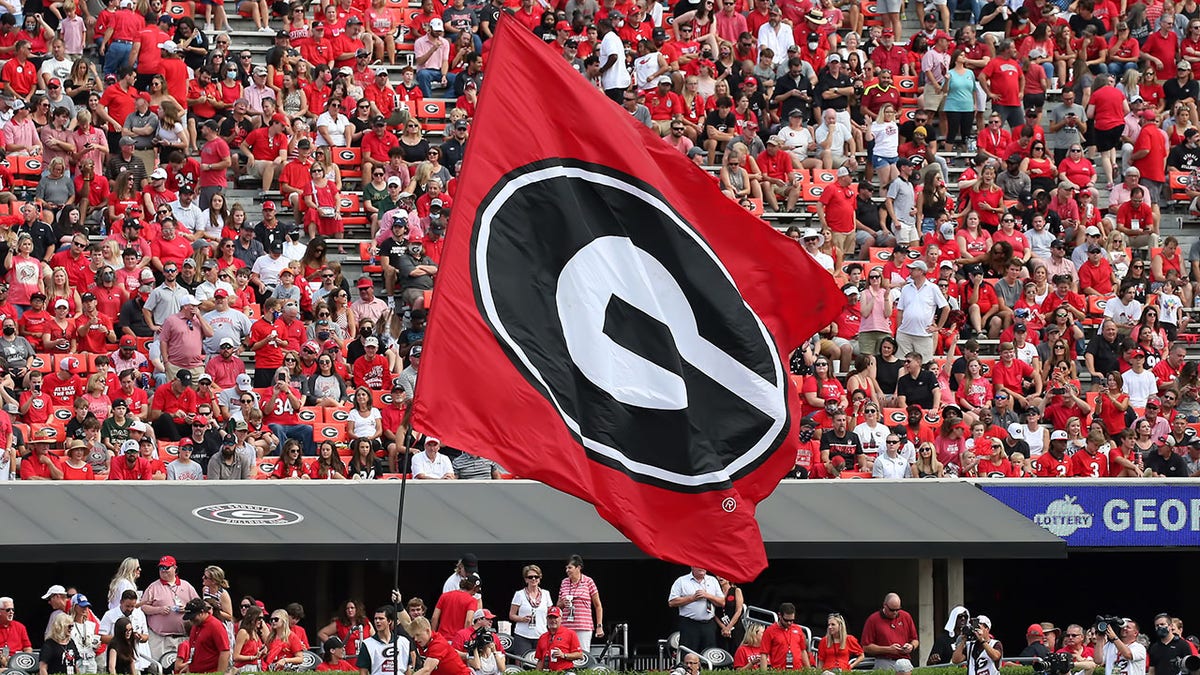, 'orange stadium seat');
895,76,919,106
164,1,193,17
314,422,348,442
1168,170,1191,203
327,406,351,423
861,0,883,26
30,354,53,373
297,407,320,424
339,193,368,227
333,147,362,180
416,100,449,134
